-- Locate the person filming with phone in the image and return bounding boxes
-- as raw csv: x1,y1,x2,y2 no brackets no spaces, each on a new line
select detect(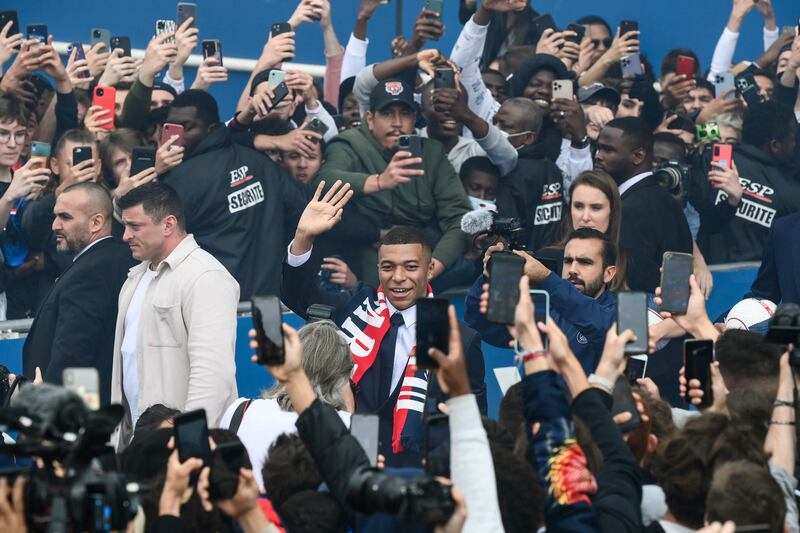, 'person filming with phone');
112,181,239,450
279,180,486,468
